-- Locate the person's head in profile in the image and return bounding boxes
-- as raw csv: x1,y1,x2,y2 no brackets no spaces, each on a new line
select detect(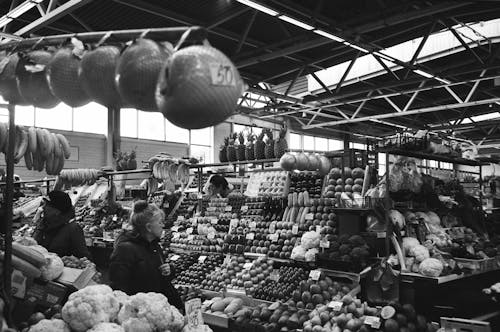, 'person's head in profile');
207,174,231,198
